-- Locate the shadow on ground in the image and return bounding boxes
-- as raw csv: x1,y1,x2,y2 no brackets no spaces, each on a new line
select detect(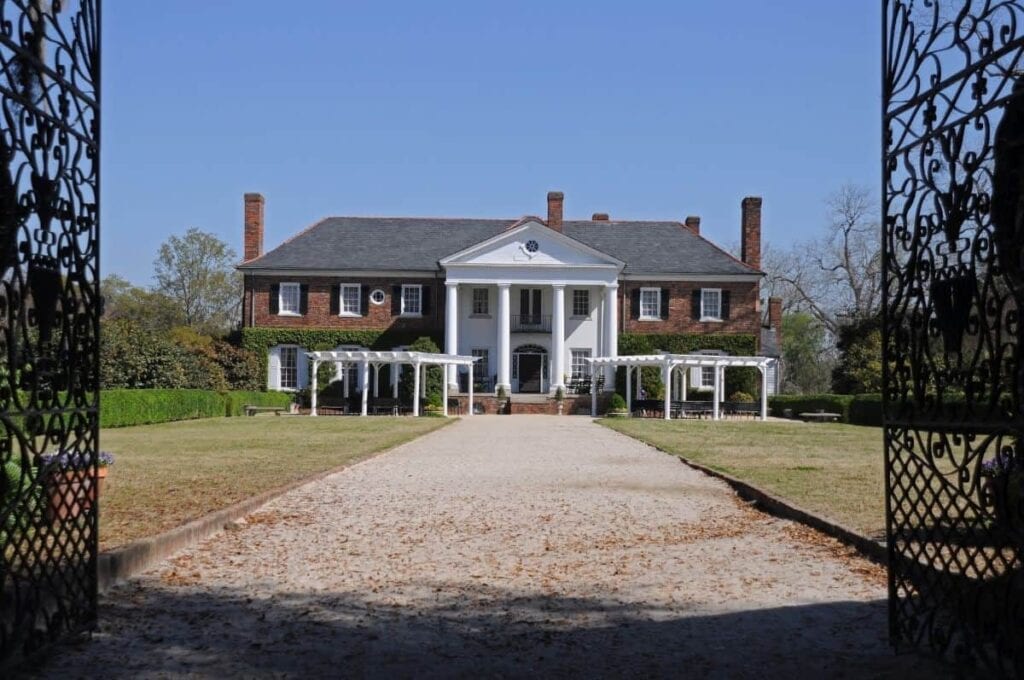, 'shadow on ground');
22,582,951,679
